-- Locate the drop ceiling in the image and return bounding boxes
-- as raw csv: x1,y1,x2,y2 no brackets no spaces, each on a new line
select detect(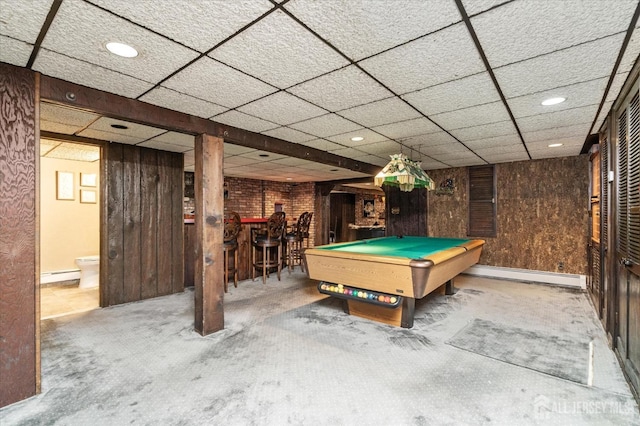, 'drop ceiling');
2,0,639,183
